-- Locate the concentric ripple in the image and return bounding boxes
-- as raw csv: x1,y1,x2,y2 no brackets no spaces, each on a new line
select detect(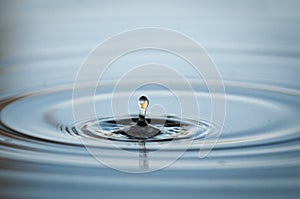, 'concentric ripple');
1,81,300,170
73,116,210,142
